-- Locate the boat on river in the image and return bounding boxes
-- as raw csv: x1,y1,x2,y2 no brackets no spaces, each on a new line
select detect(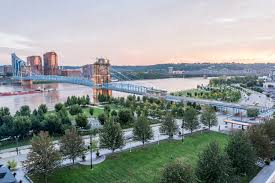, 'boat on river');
0,88,55,96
